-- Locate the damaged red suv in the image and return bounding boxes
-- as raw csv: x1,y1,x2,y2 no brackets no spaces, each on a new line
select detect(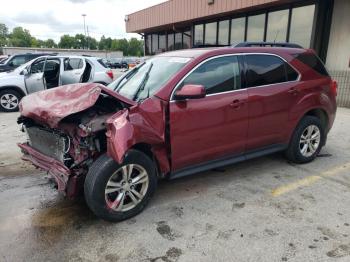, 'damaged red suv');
18,45,337,221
